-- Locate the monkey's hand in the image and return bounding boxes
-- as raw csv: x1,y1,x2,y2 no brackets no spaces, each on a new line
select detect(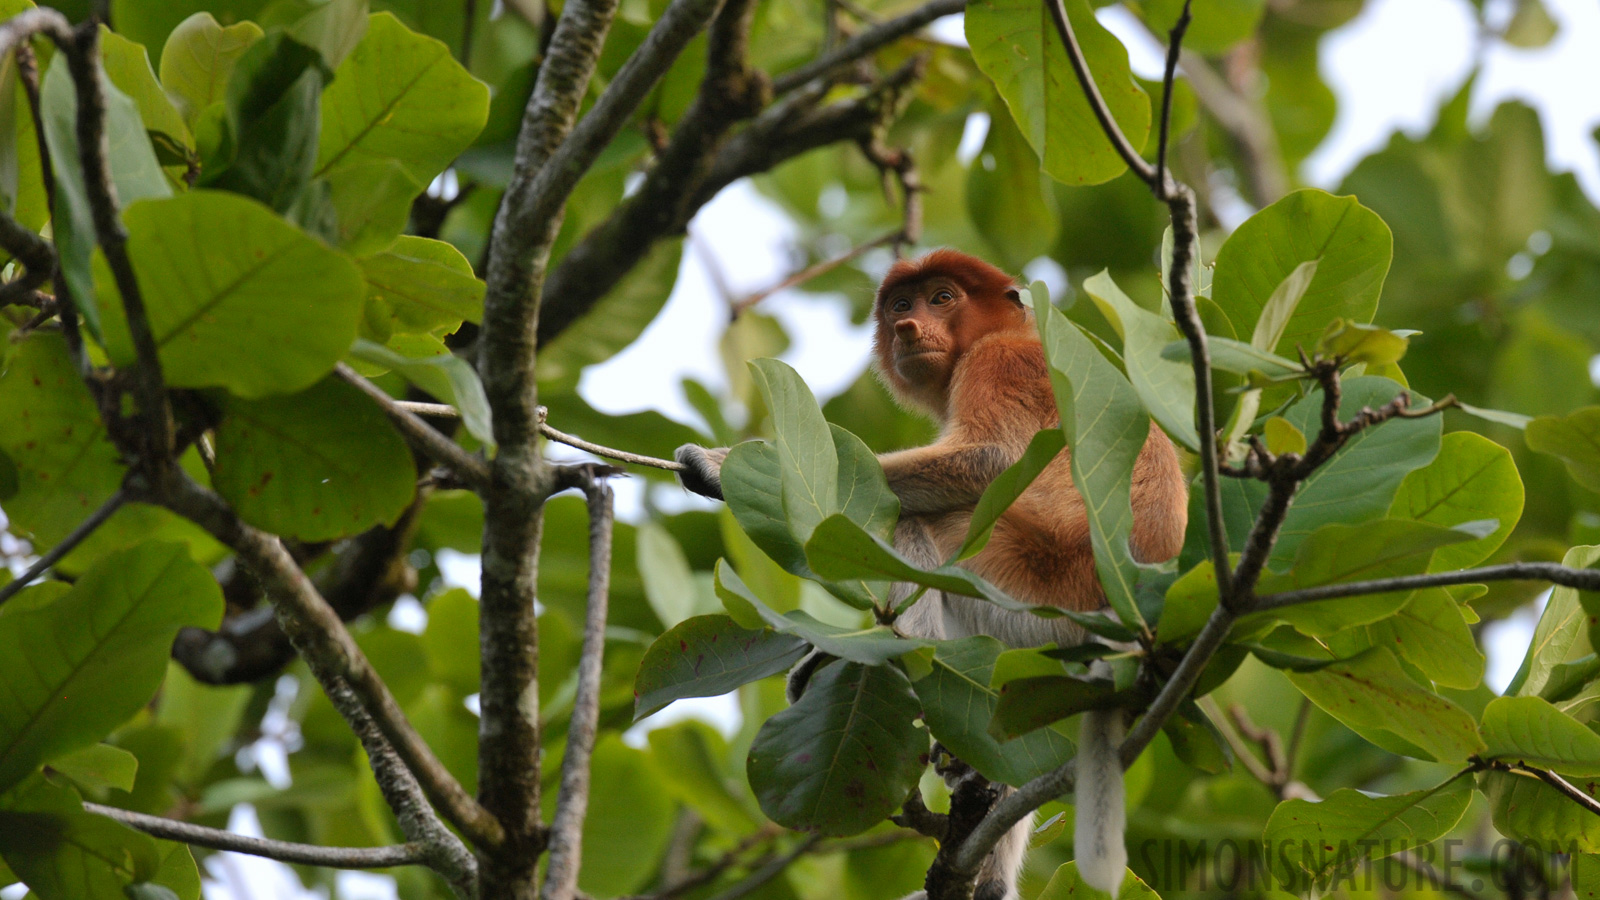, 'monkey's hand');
675,444,730,501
